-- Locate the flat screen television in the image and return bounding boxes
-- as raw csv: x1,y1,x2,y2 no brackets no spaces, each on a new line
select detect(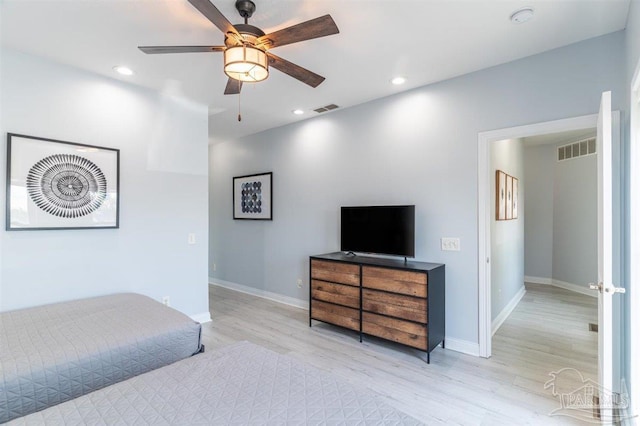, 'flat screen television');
341,205,415,258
